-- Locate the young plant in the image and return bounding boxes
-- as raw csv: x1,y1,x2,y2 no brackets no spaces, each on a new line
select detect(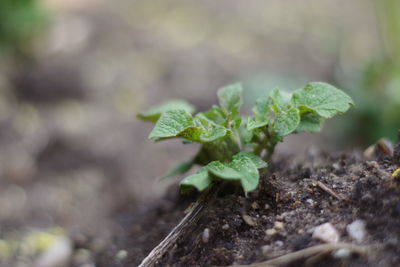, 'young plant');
138,82,354,193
